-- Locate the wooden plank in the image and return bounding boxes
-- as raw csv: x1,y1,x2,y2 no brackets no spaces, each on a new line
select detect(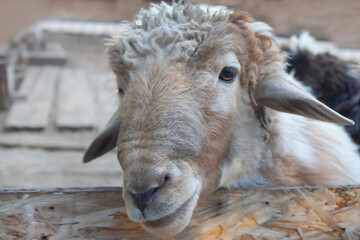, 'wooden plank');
0,148,121,188
13,66,41,99
0,60,9,110
40,20,126,36
0,133,89,150
27,51,67,65
27,43,67,65
0,185,359,239
5,66,60,129
56,68,96,129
